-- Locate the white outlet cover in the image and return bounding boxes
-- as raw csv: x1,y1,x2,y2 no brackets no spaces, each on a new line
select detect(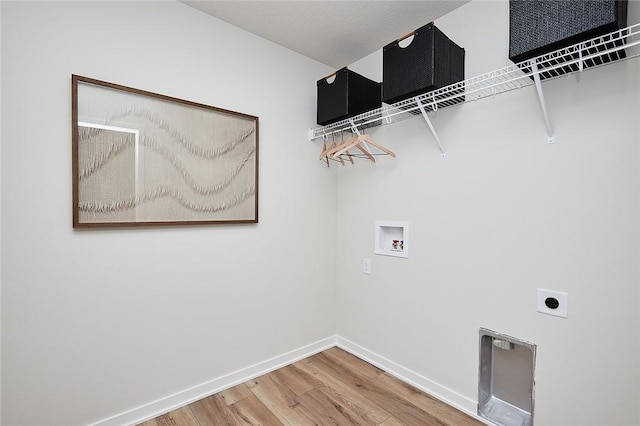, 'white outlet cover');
537,288,568,318
363,258,371,275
